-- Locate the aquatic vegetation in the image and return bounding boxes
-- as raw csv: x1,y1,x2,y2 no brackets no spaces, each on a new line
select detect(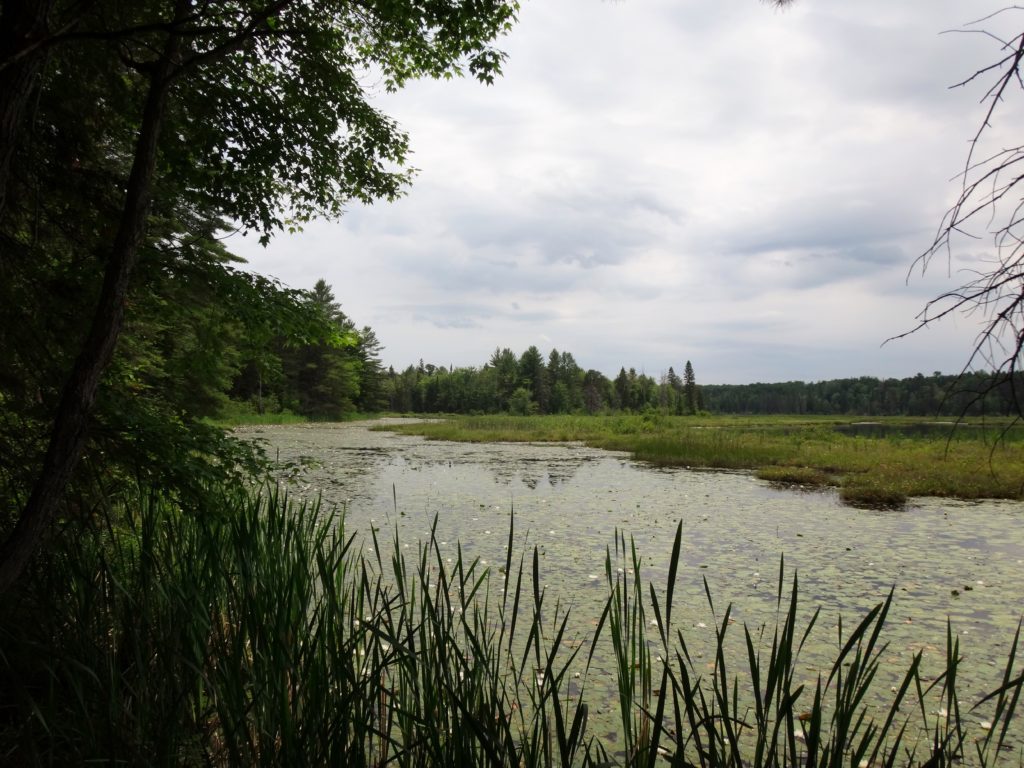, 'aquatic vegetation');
378,414,1024,507
1,488,1020,766
756,465,834,487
